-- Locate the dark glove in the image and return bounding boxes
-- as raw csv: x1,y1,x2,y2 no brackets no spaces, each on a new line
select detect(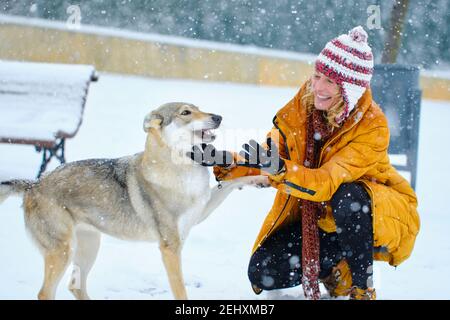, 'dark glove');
237,138,285,174
187,143,234,167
